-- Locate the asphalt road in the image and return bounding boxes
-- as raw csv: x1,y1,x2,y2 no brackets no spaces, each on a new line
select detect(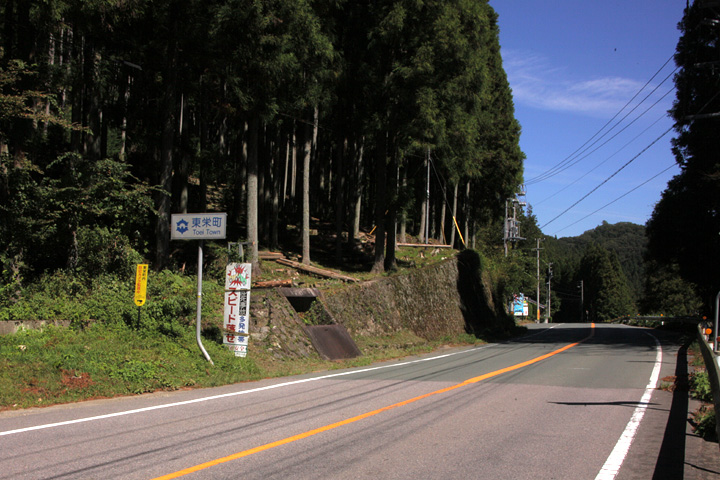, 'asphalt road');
0,323,695,479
